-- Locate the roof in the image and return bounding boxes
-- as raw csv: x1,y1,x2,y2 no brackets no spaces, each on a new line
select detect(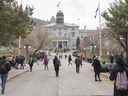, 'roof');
46,23,79,28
